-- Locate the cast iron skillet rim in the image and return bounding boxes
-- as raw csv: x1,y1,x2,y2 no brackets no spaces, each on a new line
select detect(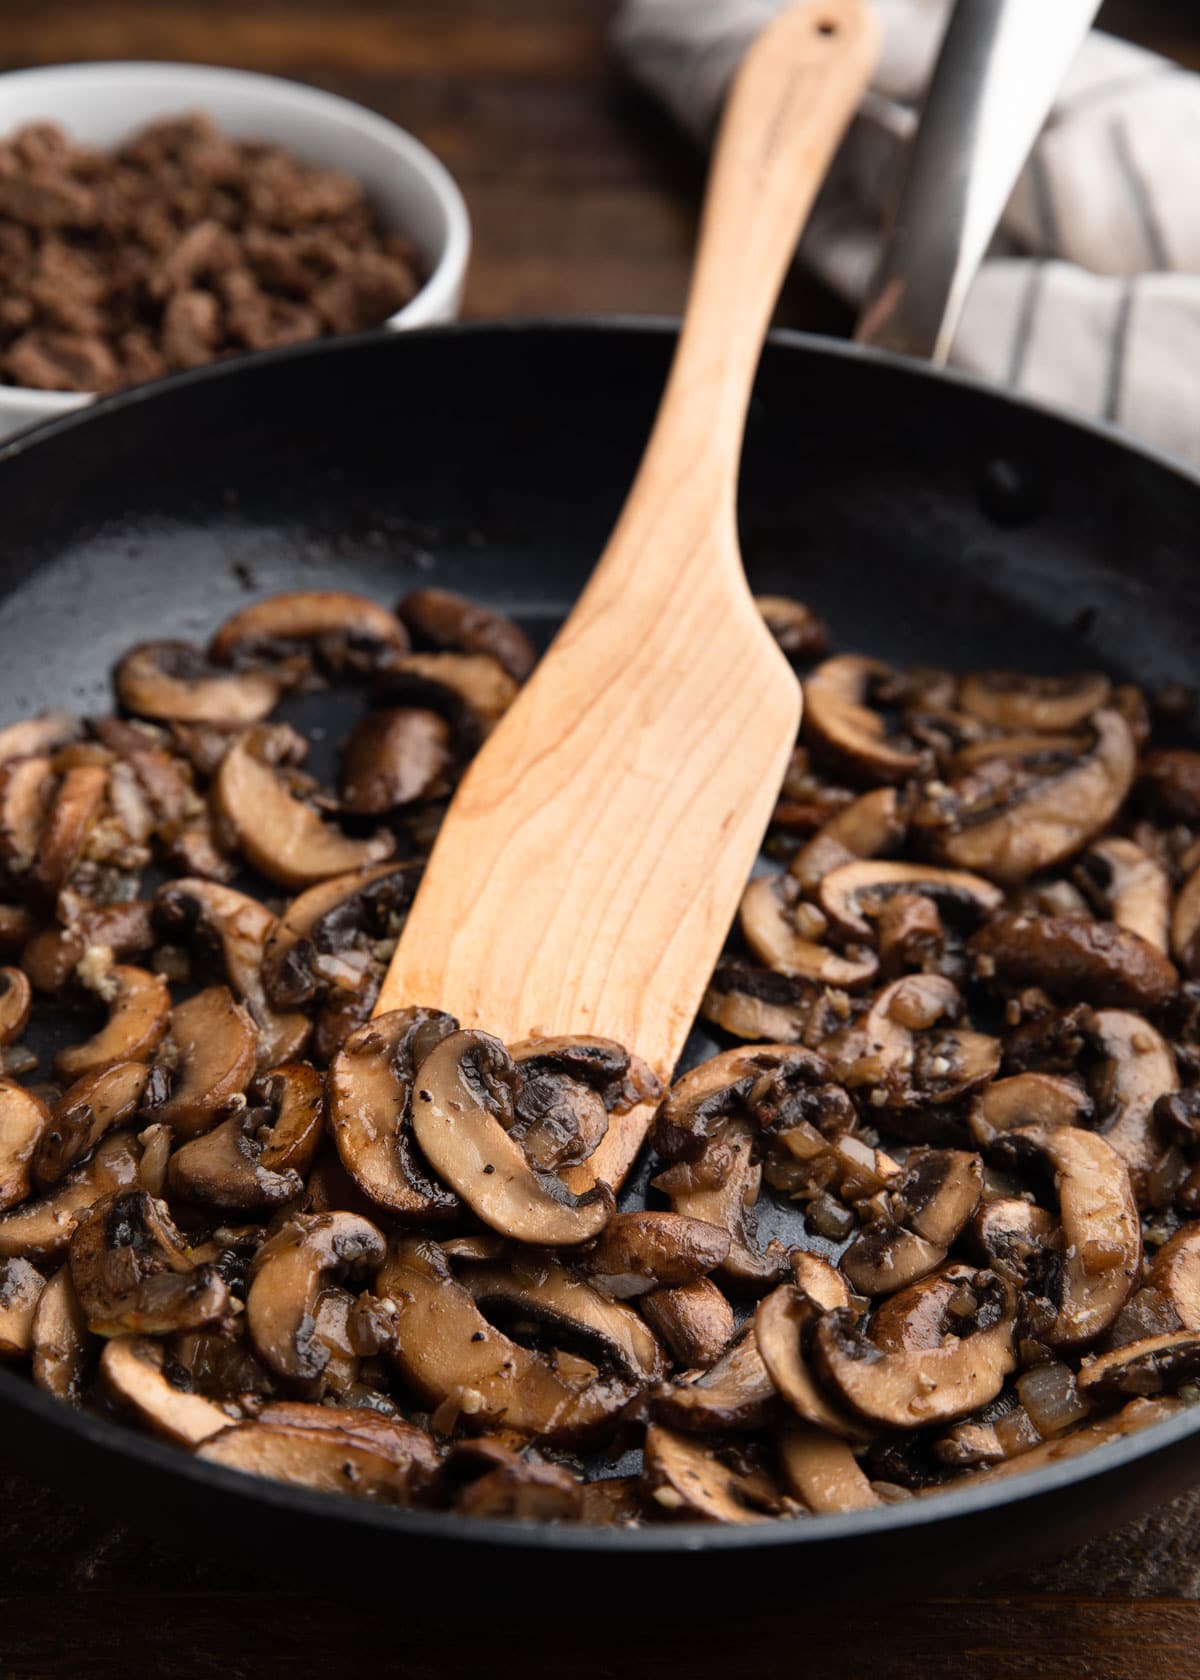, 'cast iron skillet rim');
2,318,1199,1553
2,314,1198,496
